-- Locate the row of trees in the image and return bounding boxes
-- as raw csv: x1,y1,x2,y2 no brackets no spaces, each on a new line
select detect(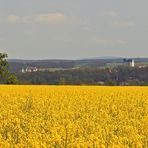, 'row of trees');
1,52,148,85
17,66,148,85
